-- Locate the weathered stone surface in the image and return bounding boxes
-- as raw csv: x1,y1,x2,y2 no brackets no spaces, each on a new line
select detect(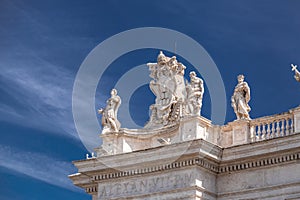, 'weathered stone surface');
70,133,300,199
96,169,215,200
217,164,300,200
